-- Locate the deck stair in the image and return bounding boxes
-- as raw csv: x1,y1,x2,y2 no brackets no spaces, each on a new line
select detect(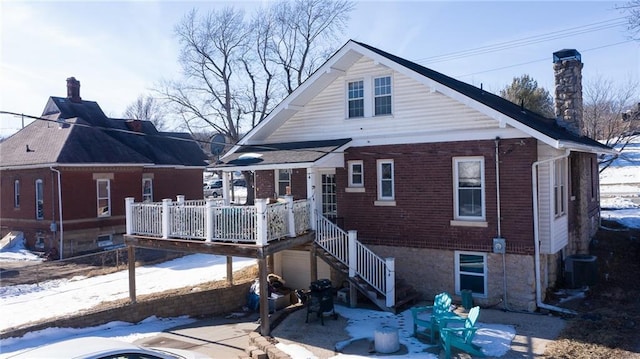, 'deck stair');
315,242,421,314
